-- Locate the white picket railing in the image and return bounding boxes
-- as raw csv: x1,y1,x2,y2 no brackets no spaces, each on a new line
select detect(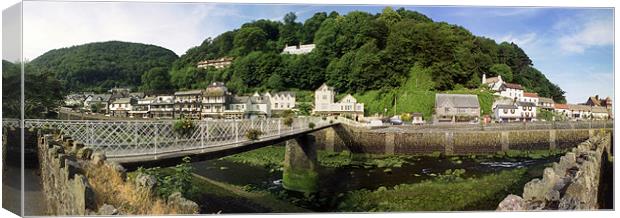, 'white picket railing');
20,117,330,157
